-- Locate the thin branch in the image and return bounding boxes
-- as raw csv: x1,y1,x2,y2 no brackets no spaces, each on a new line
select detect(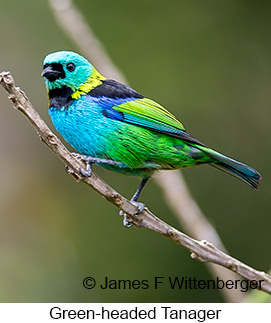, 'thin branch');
1,71,271,295
155,171,227,250
48,0,245,302
155,171,244,302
